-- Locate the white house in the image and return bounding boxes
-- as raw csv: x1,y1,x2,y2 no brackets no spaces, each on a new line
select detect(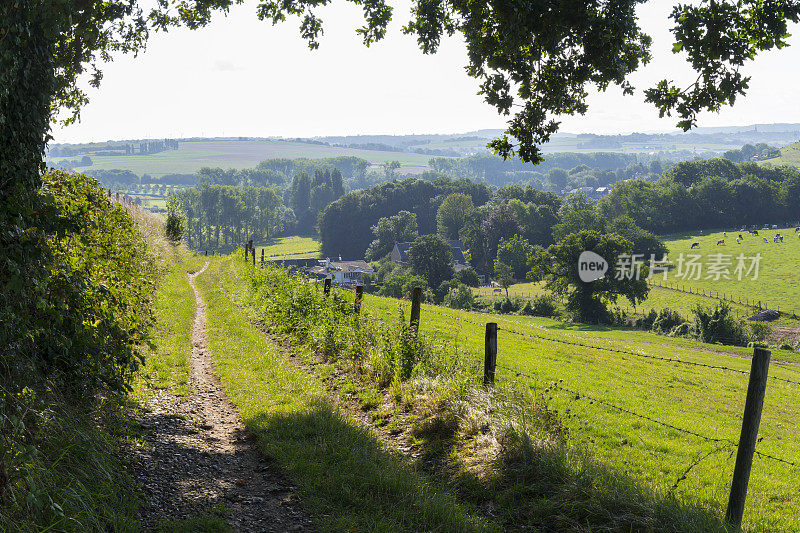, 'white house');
309,258,374,284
